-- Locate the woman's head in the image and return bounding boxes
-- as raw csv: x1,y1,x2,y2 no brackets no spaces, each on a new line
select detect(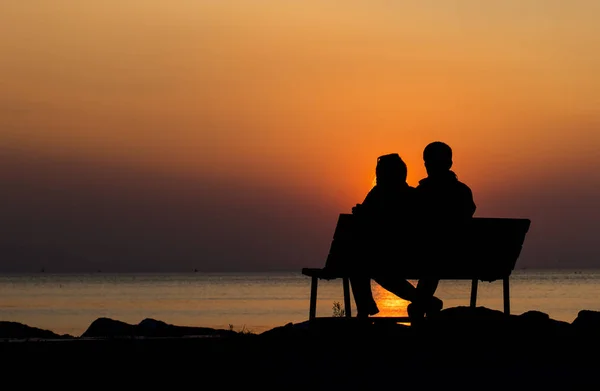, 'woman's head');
375,153,407,186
